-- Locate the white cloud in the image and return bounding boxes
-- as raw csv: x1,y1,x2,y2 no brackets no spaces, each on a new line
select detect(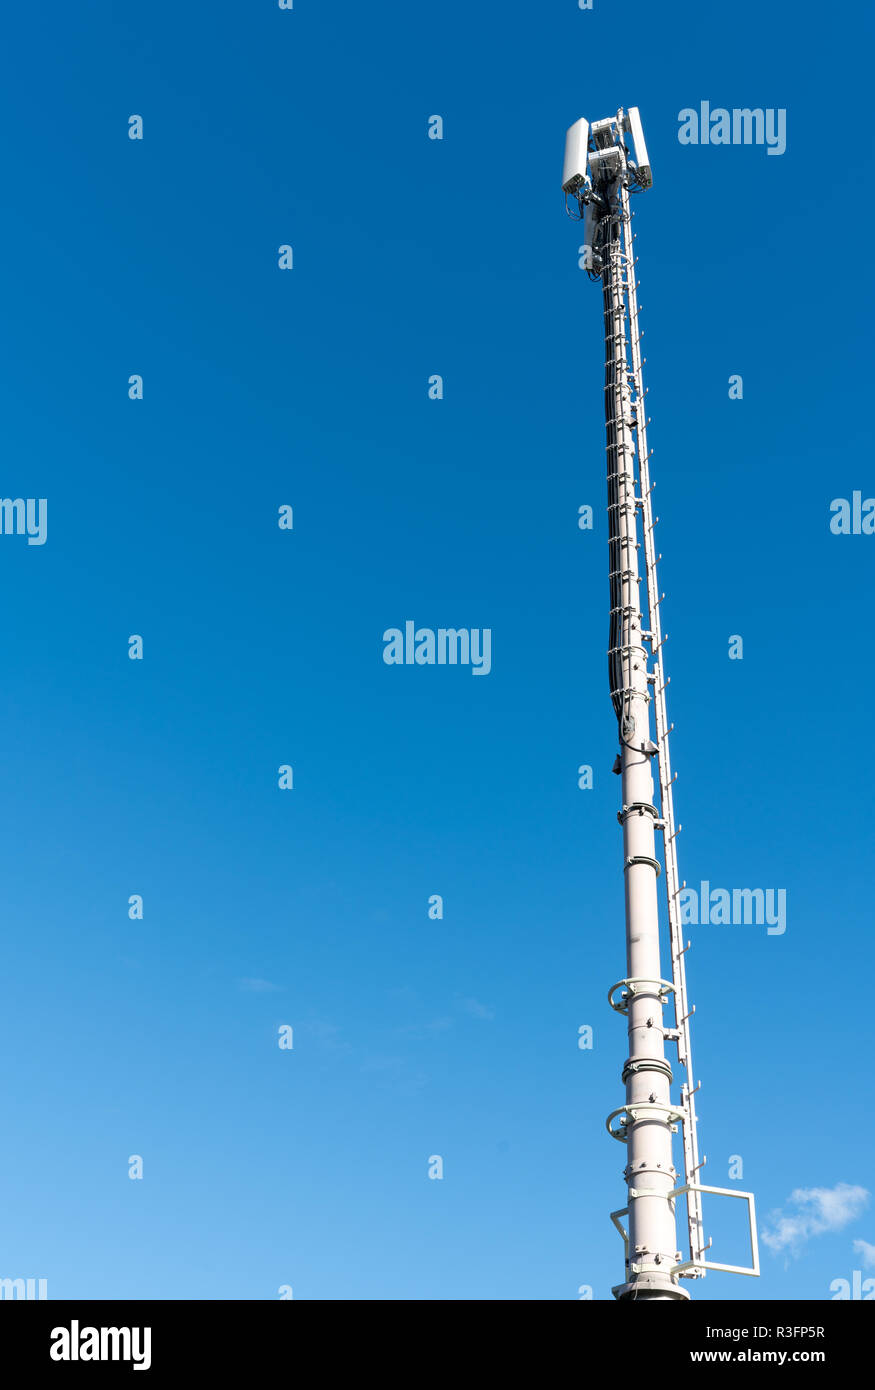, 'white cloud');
456,995,495,1021
761,1183,870,1256
853,1238,875,1269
